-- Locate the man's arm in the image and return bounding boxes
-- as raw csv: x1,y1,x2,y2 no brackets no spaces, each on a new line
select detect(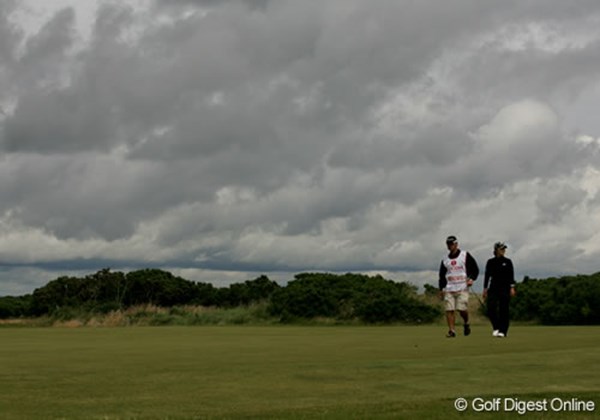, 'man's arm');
483,259,491,289
438,261,447,291
466,252,479,281
508,259,515,286
508,259,516,297
483,258,491,298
